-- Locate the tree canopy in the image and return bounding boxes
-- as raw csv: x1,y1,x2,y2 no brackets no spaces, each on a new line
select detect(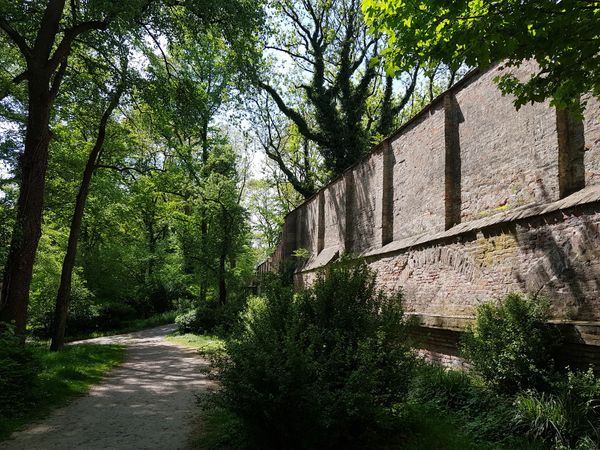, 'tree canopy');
362,0,600,113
